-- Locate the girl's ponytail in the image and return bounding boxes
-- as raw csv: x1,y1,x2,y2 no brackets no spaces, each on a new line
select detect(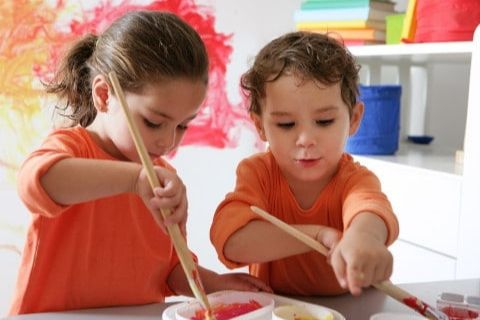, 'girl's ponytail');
46,34,98,127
